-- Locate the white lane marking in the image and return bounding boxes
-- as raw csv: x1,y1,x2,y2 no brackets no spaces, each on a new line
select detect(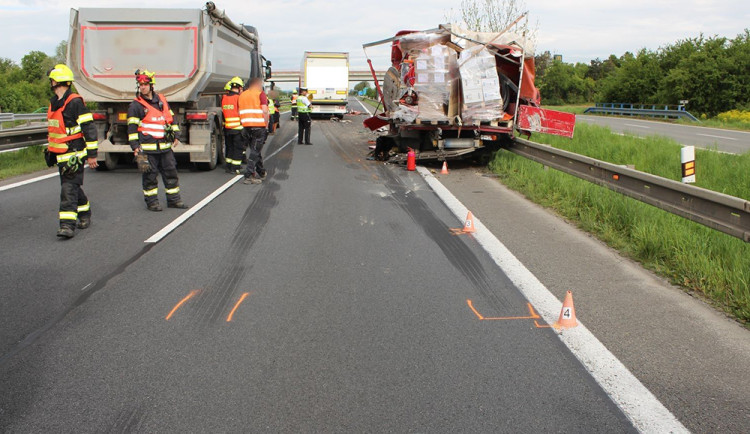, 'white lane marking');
0,171,58,192
356,98,373,116
624,123,651,129
578,114,750,136
416,165,688,434
697,133,738,141
145,135,297,244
